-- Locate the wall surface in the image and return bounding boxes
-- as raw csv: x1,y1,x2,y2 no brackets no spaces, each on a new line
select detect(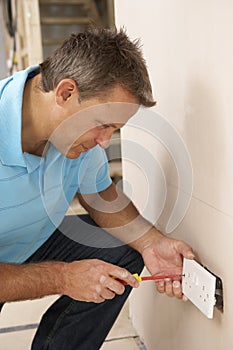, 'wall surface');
115,1,233,349
0,0,8,78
